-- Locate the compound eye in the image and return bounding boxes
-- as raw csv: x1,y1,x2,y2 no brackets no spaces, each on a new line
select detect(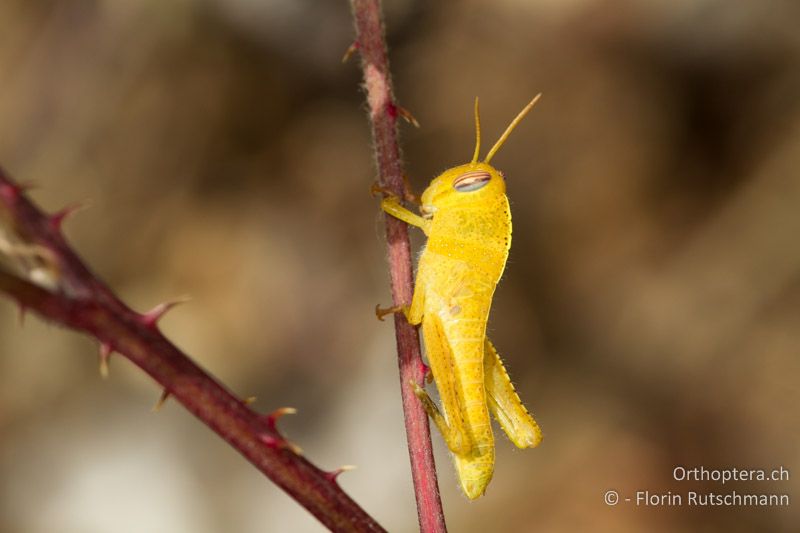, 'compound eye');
453,170,491,192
